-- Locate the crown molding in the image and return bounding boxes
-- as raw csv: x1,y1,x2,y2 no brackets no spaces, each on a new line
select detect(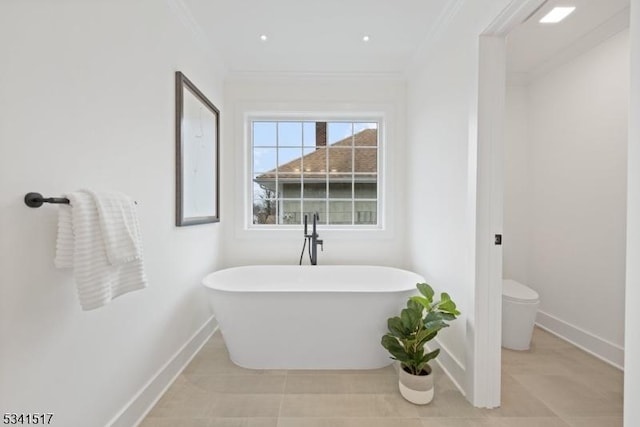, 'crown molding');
483,0,548,36
225,70,406,82
526,6,630,83
164,0,208,51
164,0,228,74
508,6,630,86
404,0,465,76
